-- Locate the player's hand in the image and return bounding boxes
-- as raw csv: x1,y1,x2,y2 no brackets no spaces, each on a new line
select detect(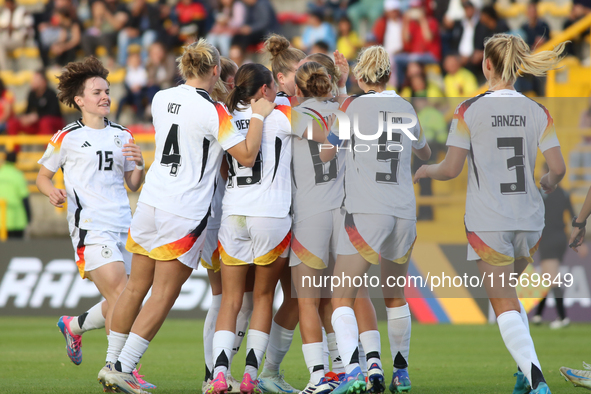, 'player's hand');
123,138,144,168
413,165,429,184
569,226,586,252
251,98,276,118
540,173,557,194
49,188,67,208
334,50,349,88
